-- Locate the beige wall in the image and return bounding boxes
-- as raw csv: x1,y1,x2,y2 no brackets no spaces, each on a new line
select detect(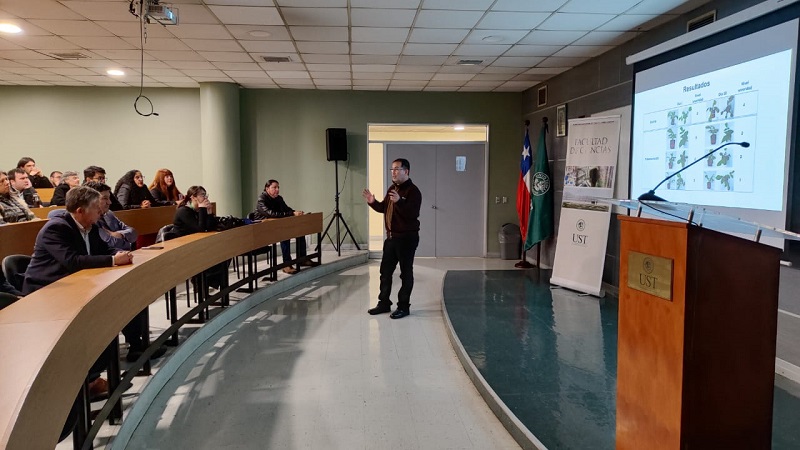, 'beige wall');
0,86,202,192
